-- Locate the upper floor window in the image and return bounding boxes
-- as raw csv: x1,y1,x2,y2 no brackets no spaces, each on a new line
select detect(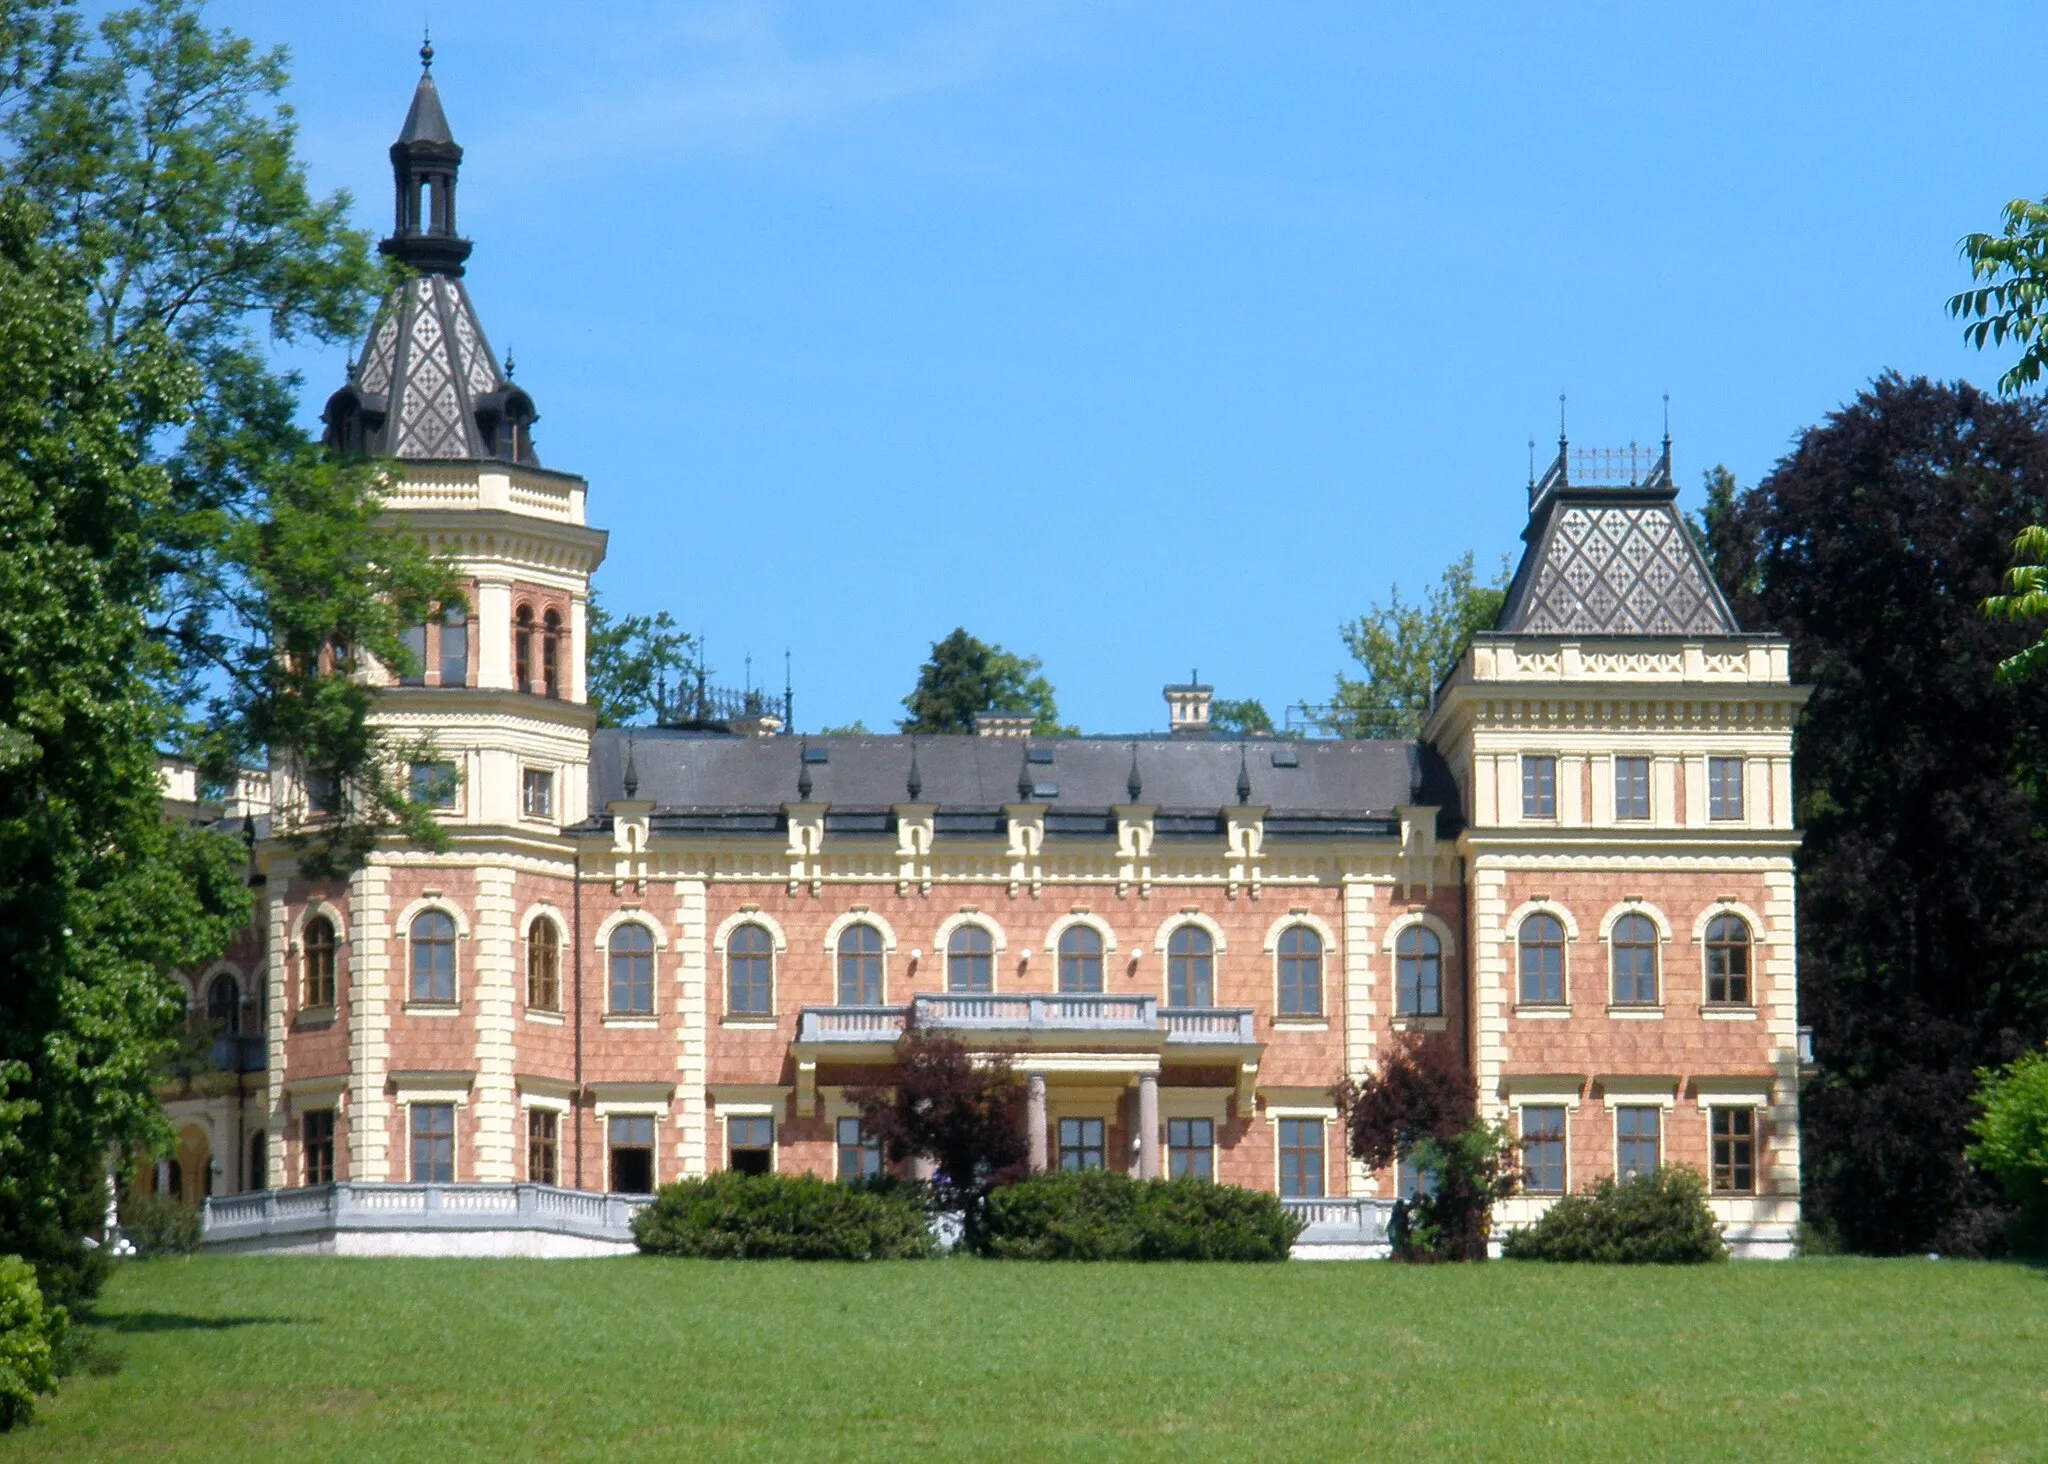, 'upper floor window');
1614,756,1650,820
1708,757,1745,820
1522,755,1557,819
1610,913,1659,1006
527,920,561,1011
1276,925,1323,1017
1168,1117,1214,1180
1705,914,1753,1005
838,924,883,1004
398,622,428,685
609,923,655,1015
522,767,555,819
438,604,468,687
1396,926,1443,1017
1167,925,1214,1008
836,1117,882,1181
1521,1106,1566,1193
409,911,456,1003
410,1102,454,1183
1616,1105,1660,1179
409,761,457,808
727,923,774,1016
303,916,337,1008
1277,1118,1324,1198
947,925,993,995
542,610,562,699
1517,914,1566,1005
207,973,240,1035
1711,1107,1757,1194
1057,926,1103,994
515,605,535,693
